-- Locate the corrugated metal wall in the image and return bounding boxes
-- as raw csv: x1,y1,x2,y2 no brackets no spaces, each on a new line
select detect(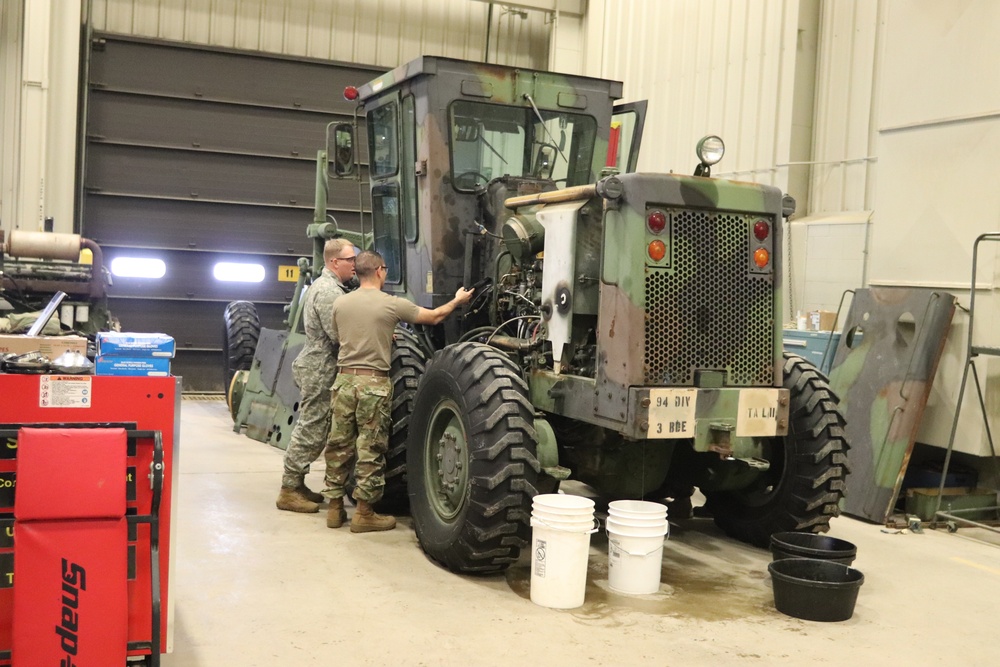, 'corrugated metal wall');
789,0,876,322
597,0,801,194
810,0,878,215
87,0,551,69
